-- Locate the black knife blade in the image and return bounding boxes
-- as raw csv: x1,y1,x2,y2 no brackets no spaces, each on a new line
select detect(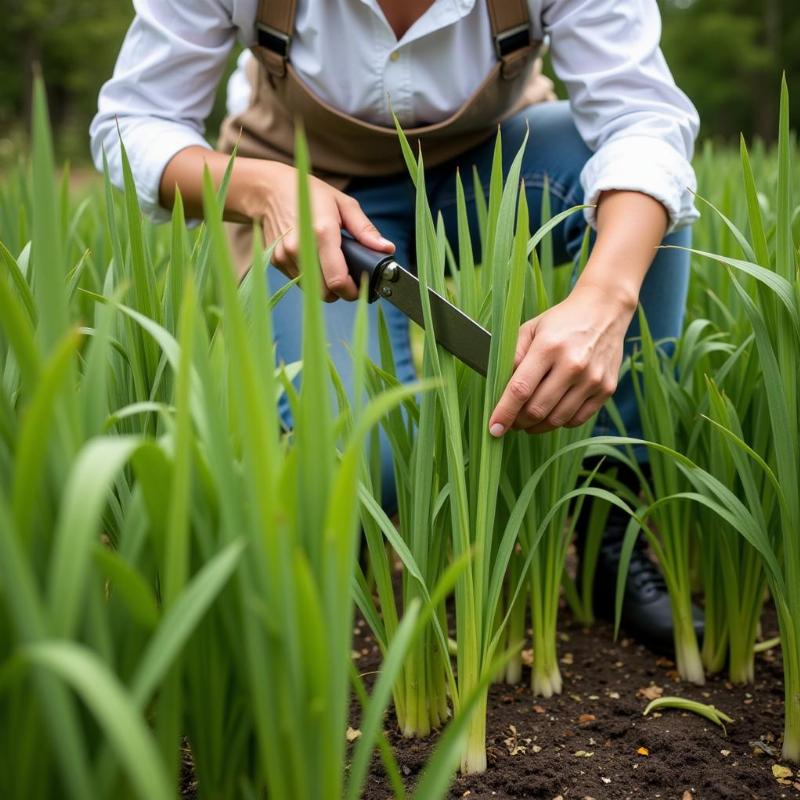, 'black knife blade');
341,236,491,377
